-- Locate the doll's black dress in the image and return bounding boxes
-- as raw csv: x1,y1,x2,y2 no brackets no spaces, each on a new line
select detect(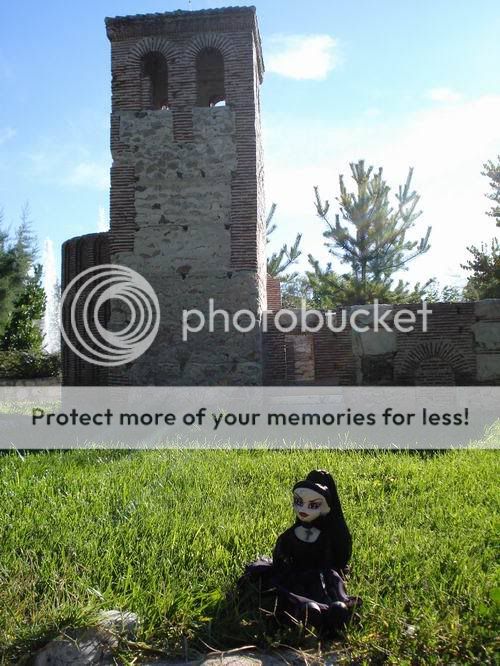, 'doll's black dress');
239,470,361,633
240,513,361,632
